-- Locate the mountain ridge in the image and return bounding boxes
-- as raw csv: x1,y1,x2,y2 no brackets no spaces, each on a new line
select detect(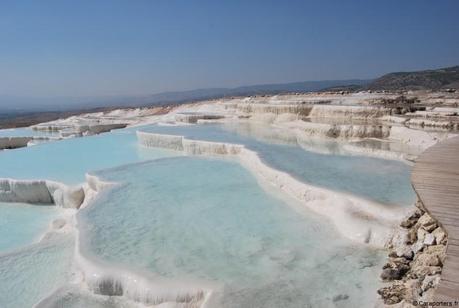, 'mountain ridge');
1,65,459,114
367,66,459,91
0,79,369,112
